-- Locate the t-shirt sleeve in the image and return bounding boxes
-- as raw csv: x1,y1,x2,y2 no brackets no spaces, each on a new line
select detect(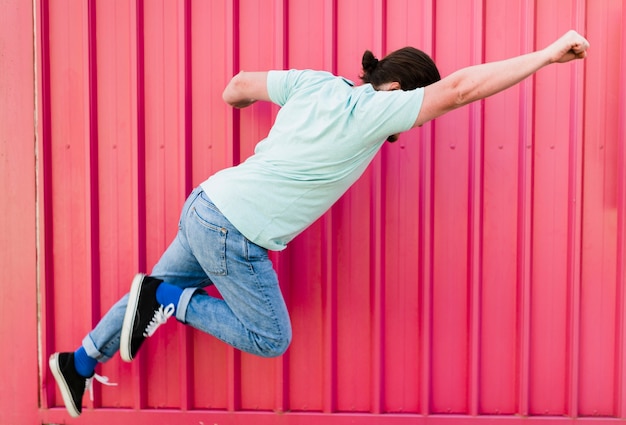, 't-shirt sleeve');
267,70,301,107
380,88,425,132
267,69,334,107
357,87,424,143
